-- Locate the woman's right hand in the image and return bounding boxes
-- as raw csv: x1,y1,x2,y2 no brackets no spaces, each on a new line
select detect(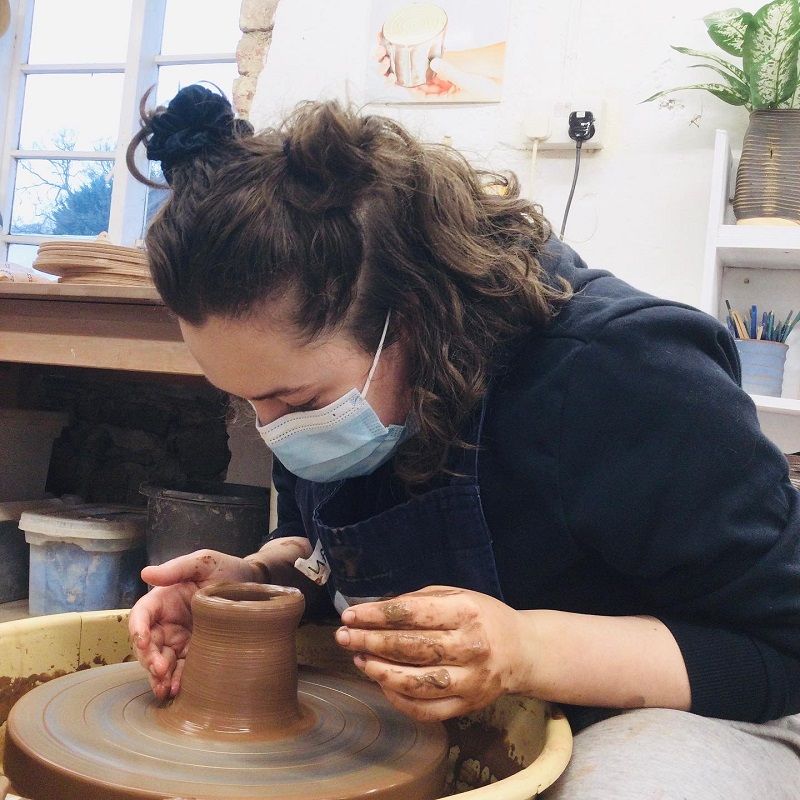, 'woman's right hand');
129,549,263,700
